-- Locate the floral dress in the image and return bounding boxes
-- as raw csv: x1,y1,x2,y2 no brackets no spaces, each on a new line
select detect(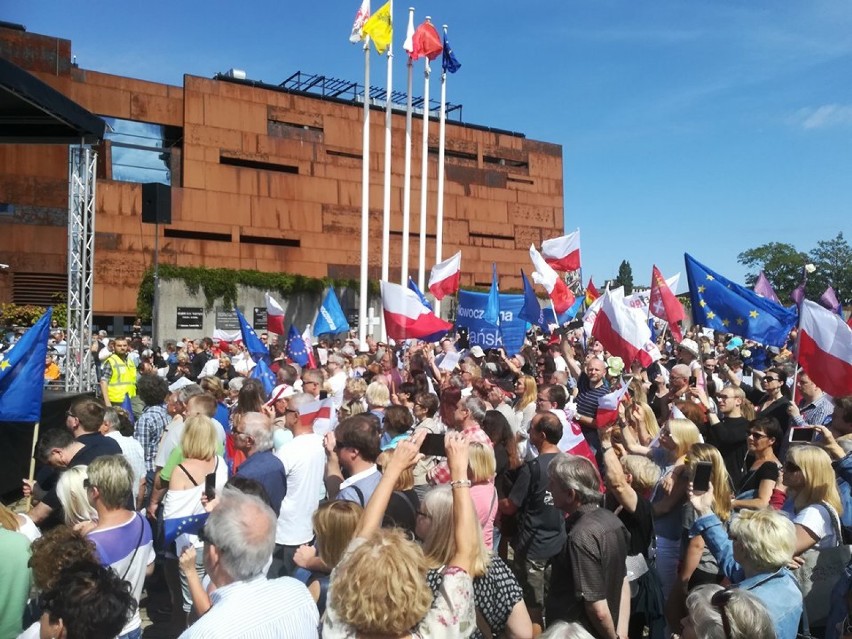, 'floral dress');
322,538,475,638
